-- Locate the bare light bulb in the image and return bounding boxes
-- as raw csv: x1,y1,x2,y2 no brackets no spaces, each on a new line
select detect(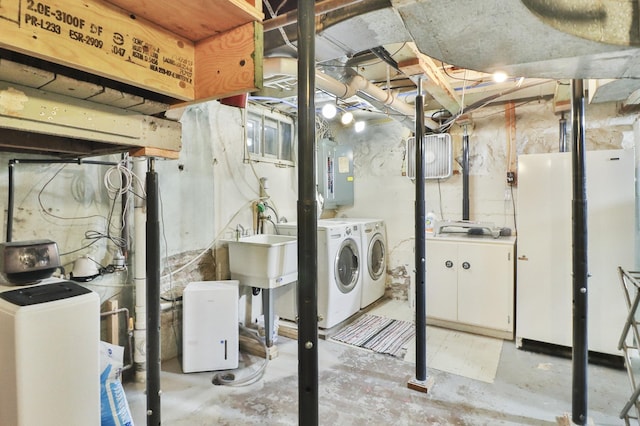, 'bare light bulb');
341,111,354,125
493,71,508,83
321,103,337,119
355,121,366,133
